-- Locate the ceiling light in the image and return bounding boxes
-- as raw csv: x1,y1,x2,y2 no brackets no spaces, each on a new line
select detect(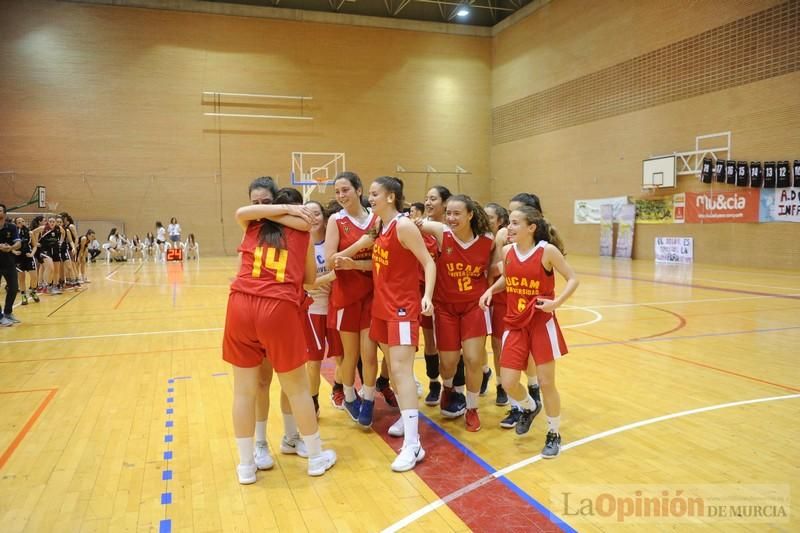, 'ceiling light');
456,6,470,17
